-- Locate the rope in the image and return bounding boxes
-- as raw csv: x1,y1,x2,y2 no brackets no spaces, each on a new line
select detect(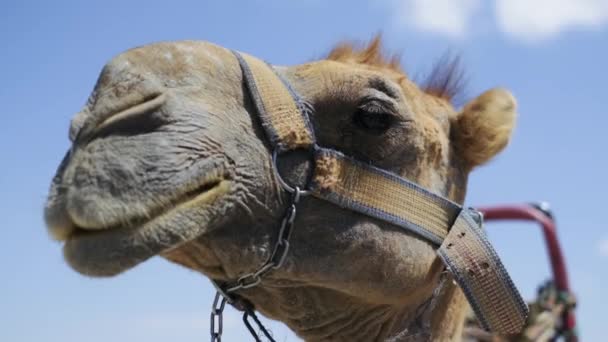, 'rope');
462,280,577,341
243,306,276,342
